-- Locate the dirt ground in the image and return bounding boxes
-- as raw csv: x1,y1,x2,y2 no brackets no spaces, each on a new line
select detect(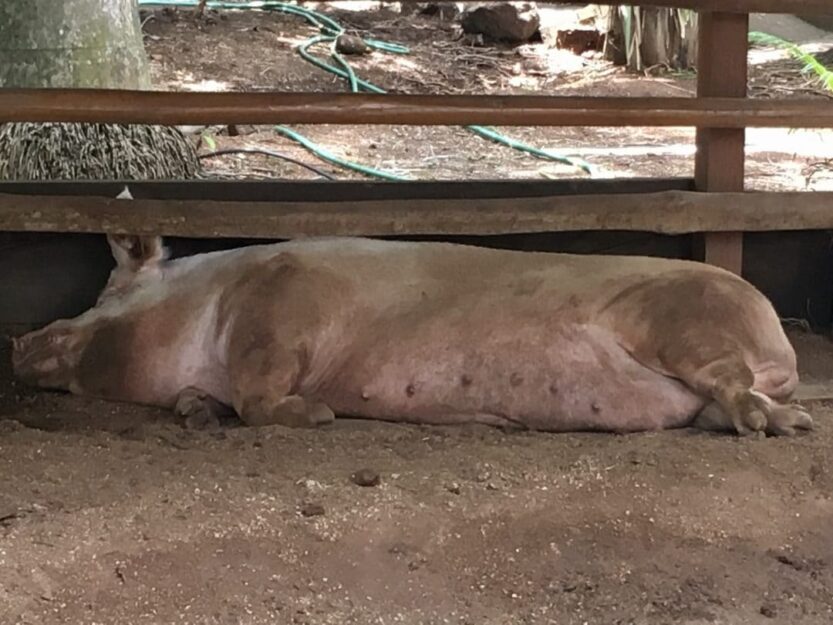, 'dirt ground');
138,5,833,190
0,325,832,625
